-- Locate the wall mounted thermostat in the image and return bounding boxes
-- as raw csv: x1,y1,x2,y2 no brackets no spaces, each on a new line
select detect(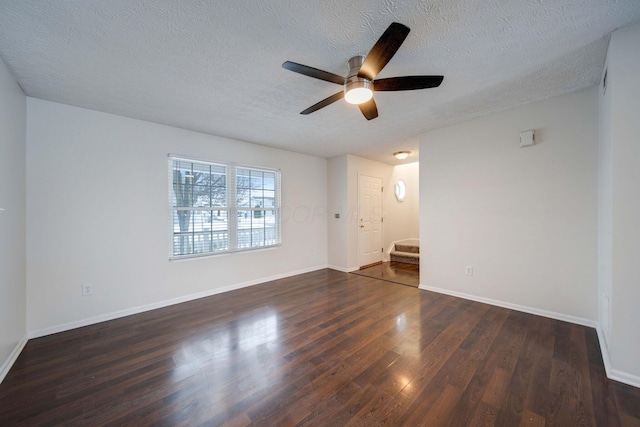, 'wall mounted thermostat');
520,130,535,148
